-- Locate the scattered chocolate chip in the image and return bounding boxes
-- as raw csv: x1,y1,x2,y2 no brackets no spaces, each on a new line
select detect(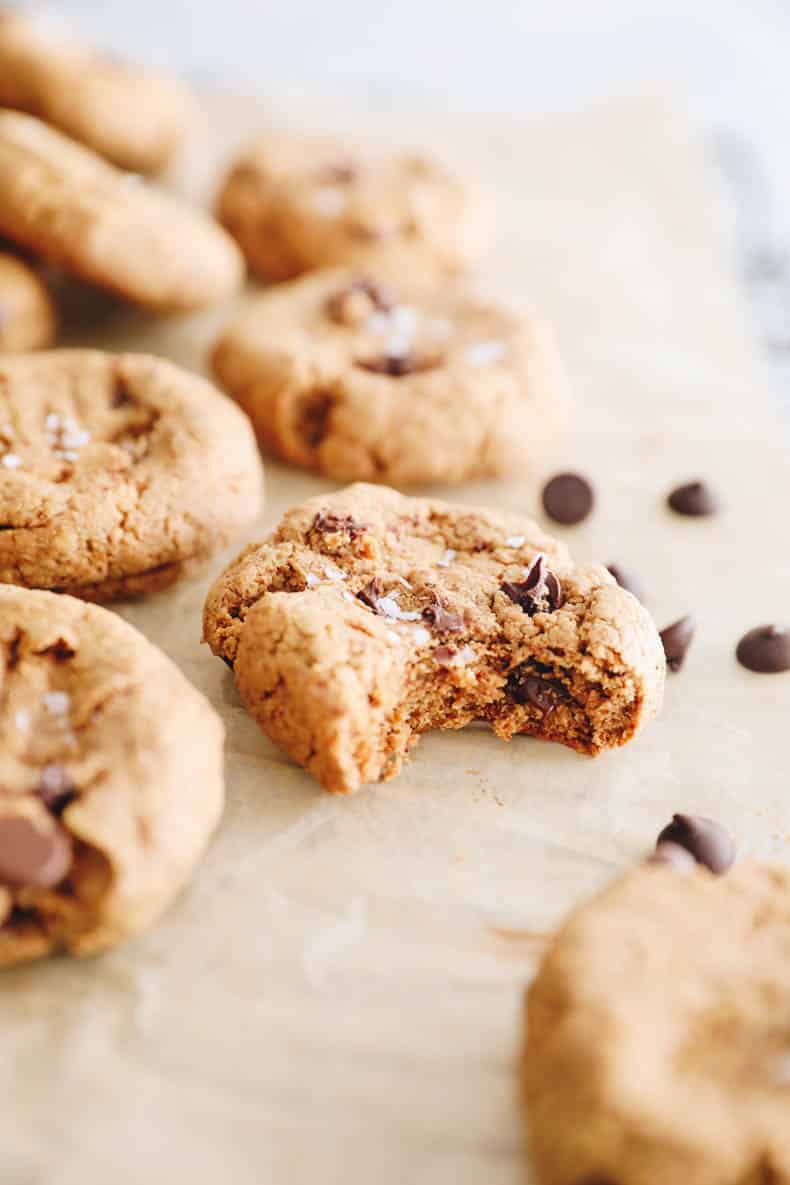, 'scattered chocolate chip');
502,553,564,616
656,814,735,875
606,563,646,603
356,579,384,611
667,480,719,517
541,472,595,525
660,615,695,671
508,670,557,713
37,763,76,814
312,512,366,540
326,277,394,325
422,601,464,634
355,351,440,377
736,624,790,673
646,841,698,871
0,814,72,888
